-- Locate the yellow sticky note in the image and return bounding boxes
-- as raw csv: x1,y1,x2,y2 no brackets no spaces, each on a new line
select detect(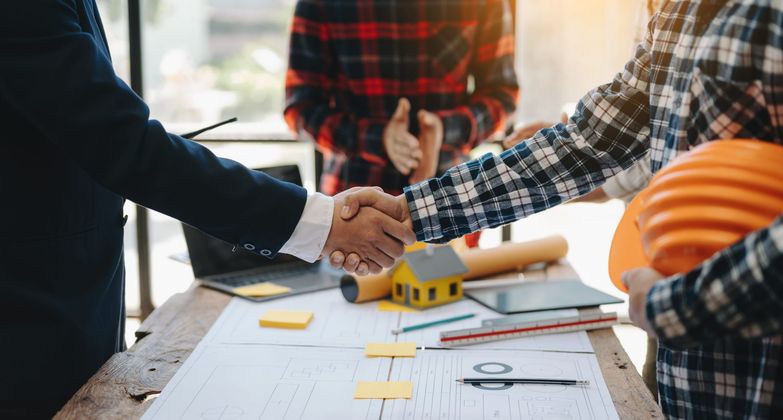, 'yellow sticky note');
377,300,419,313
365,342,417,358
354,381,413,399
259,310,313,329
234,282,291,297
